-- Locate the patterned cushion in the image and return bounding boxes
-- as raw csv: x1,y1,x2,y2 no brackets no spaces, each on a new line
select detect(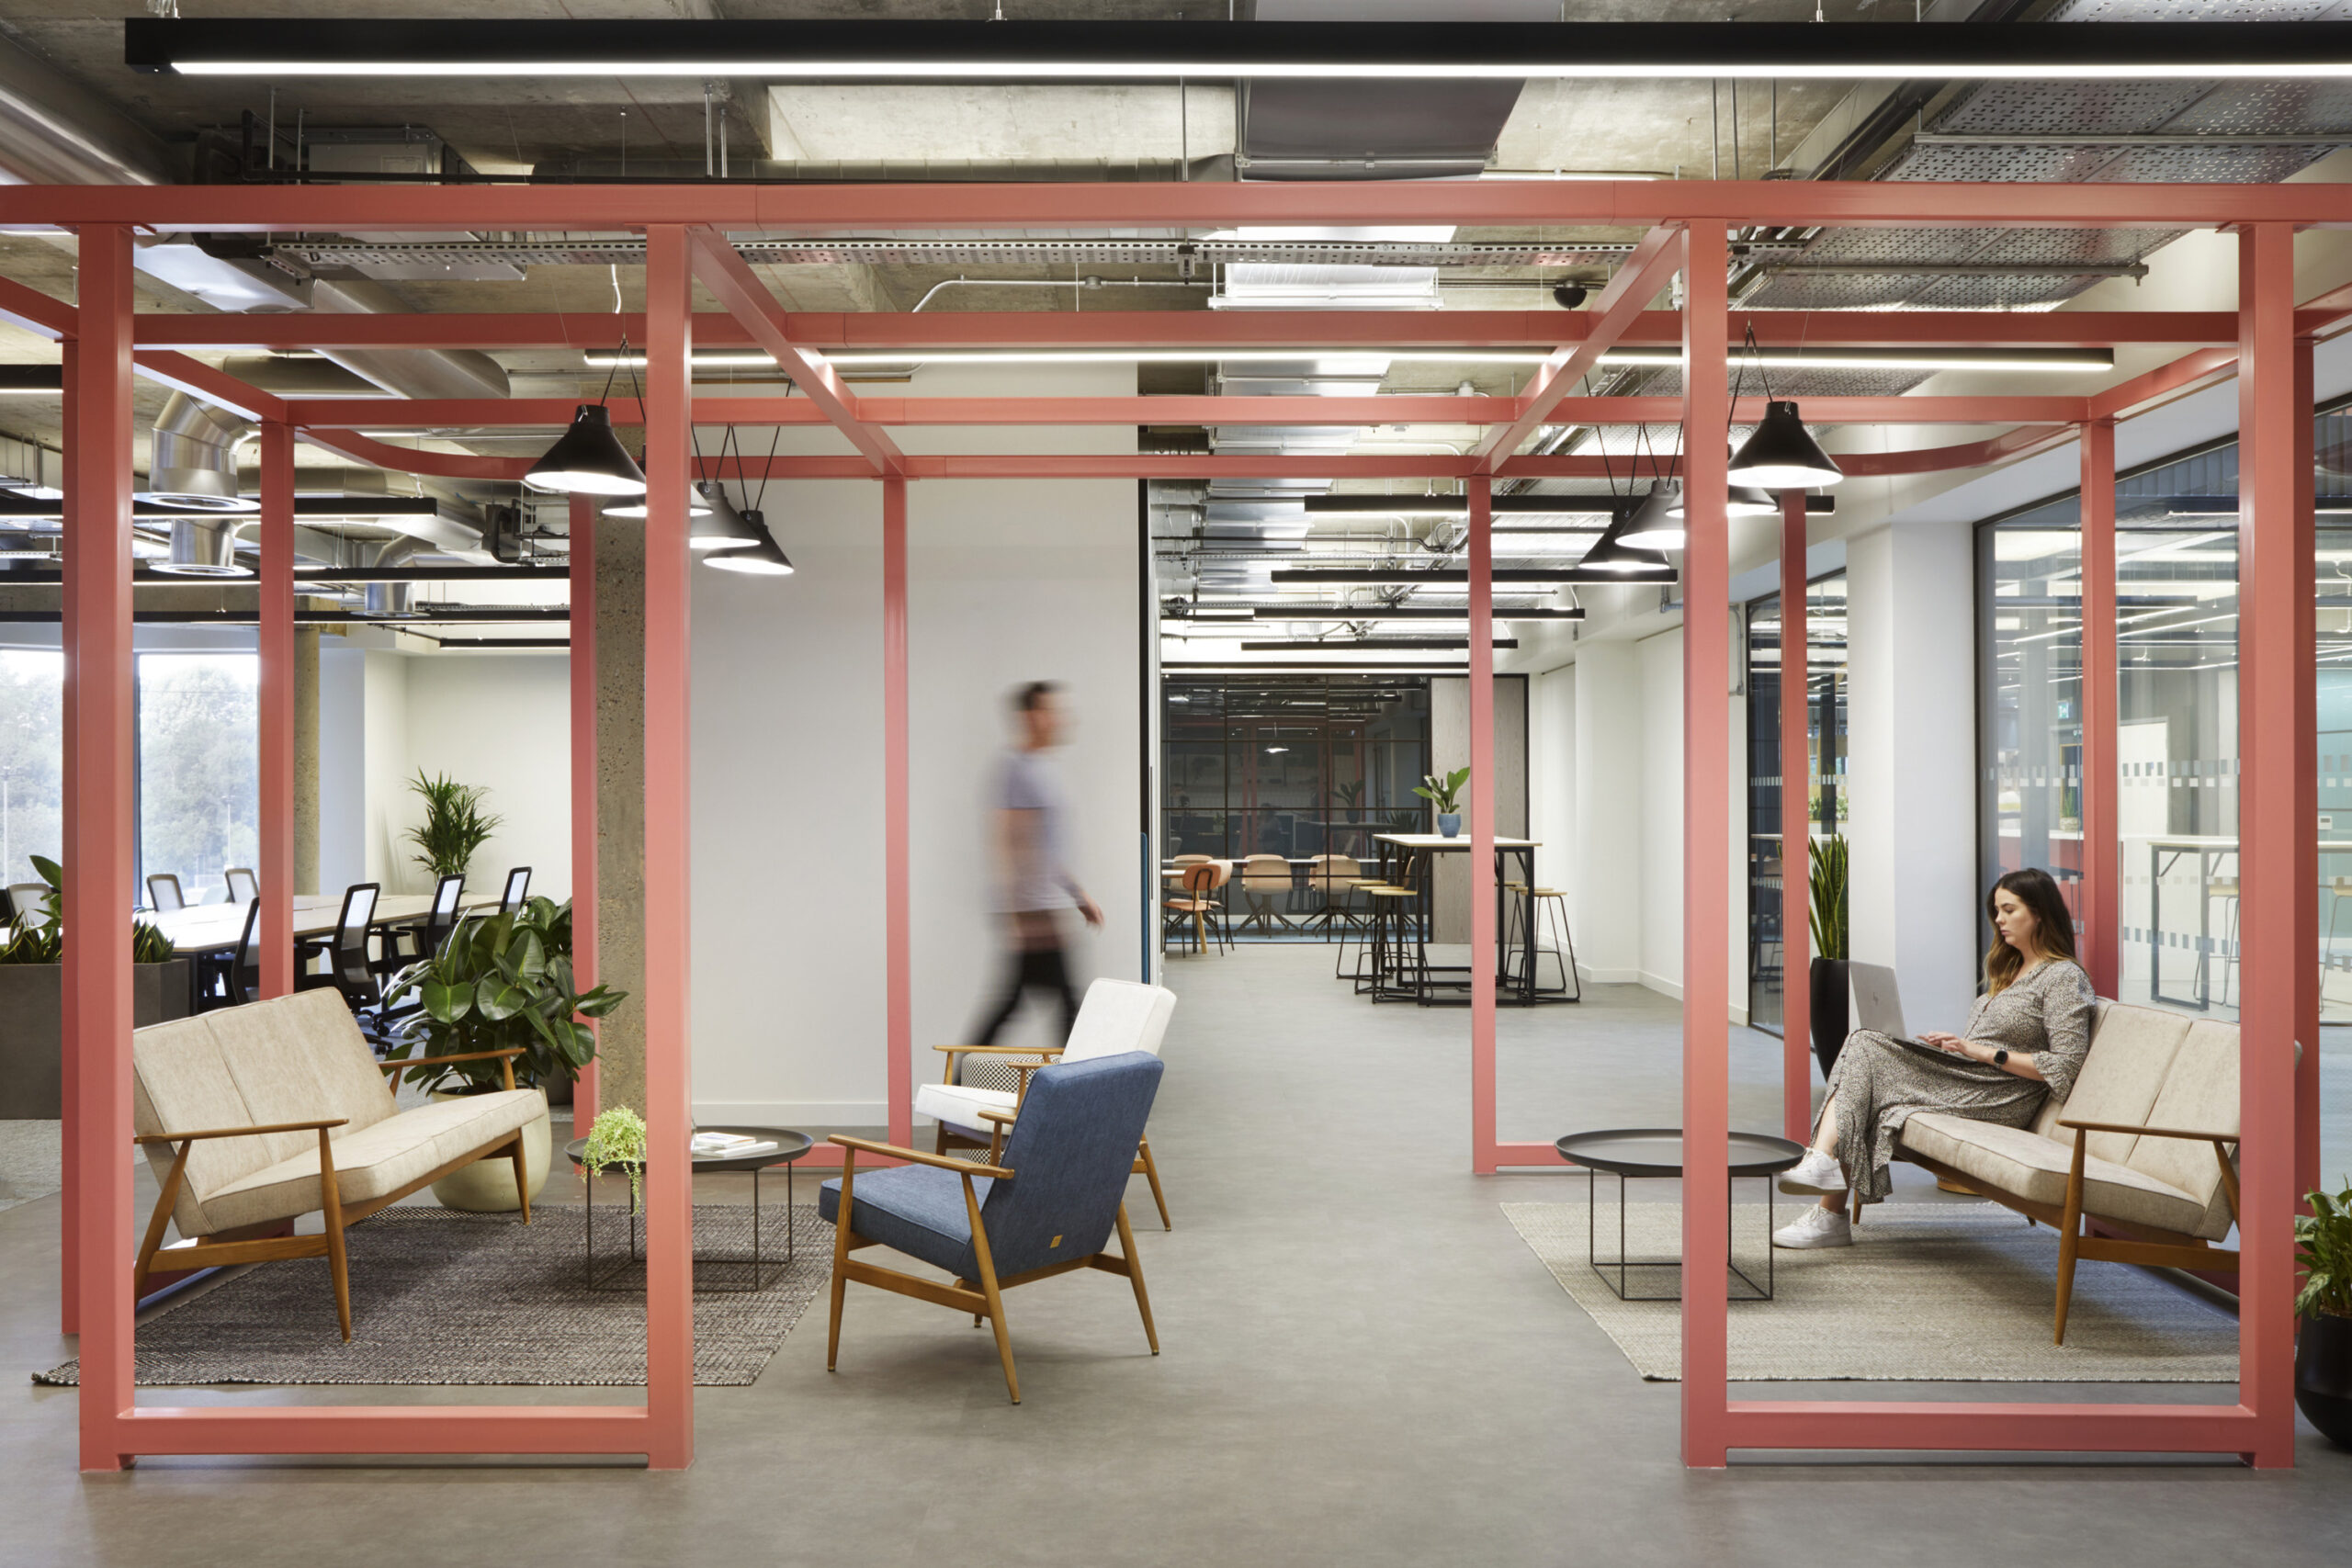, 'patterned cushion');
1899,1112,2210,1237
